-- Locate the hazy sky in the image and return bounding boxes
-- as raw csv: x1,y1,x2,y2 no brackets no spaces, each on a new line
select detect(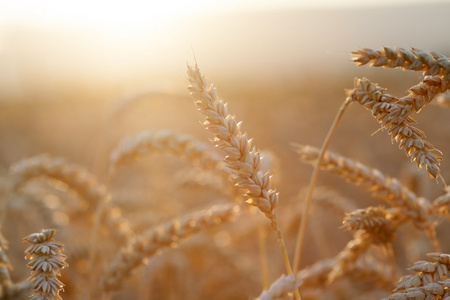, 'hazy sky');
2,0,447,36
1,0,448,22
0,0,448,93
